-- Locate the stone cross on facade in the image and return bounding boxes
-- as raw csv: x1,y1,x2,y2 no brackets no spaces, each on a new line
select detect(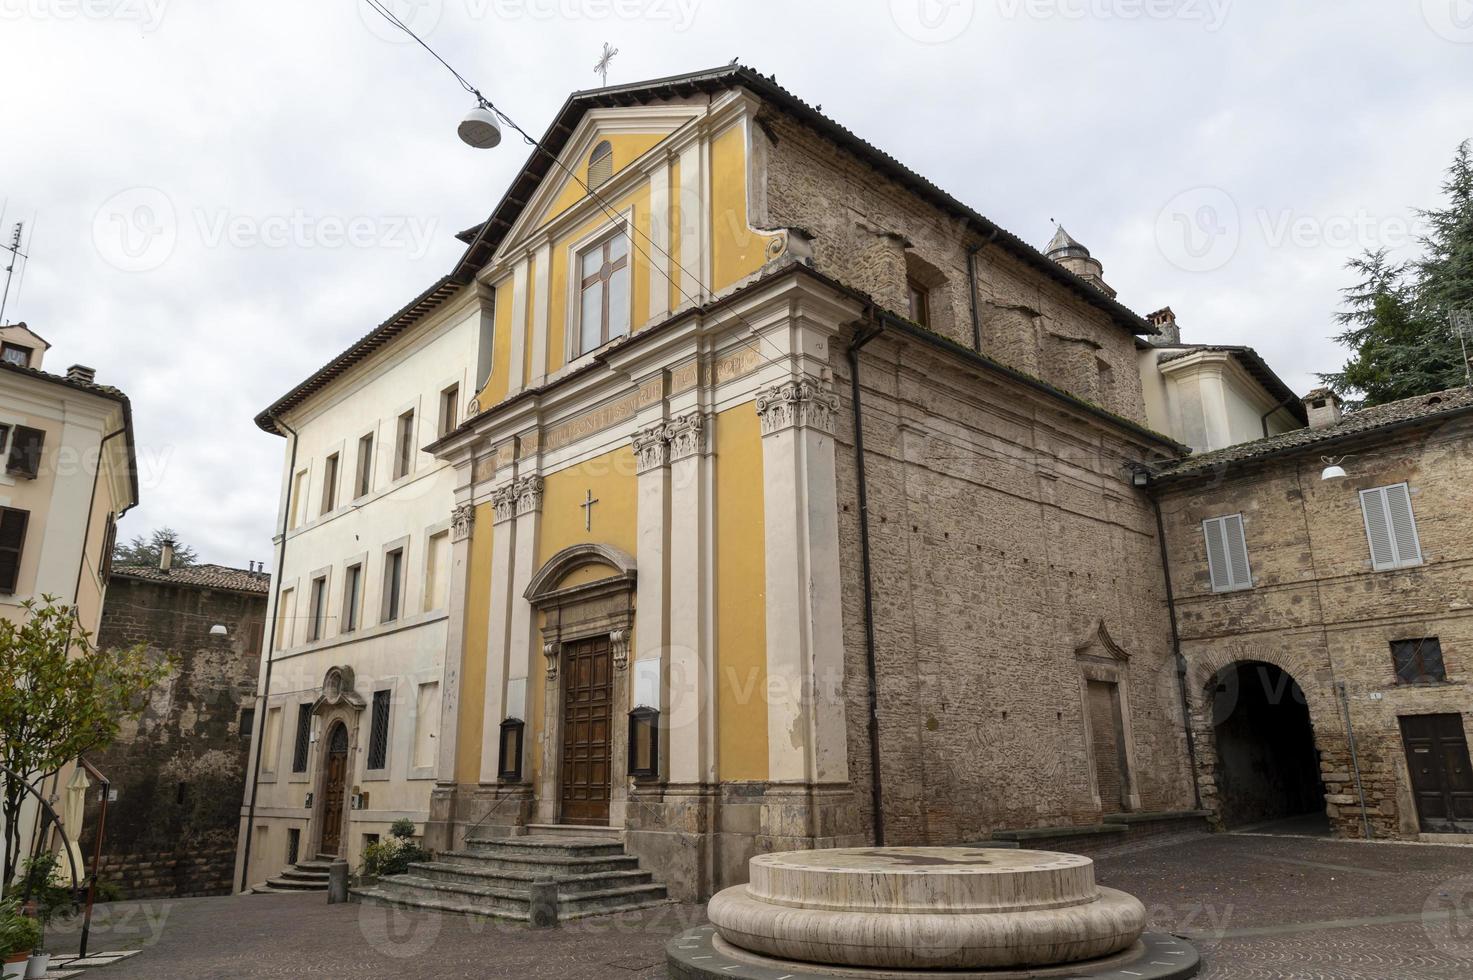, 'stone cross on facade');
580,489,599,531
594,42,618,87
